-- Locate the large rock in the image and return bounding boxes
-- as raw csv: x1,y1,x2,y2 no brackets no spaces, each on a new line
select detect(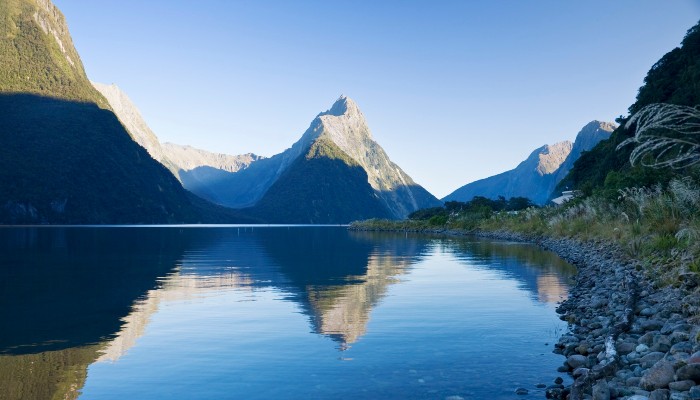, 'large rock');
649,389,670,400
677,364,700,382
640,360,675,390
592,380,611,400
641,352,666,368
566,354,588,370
